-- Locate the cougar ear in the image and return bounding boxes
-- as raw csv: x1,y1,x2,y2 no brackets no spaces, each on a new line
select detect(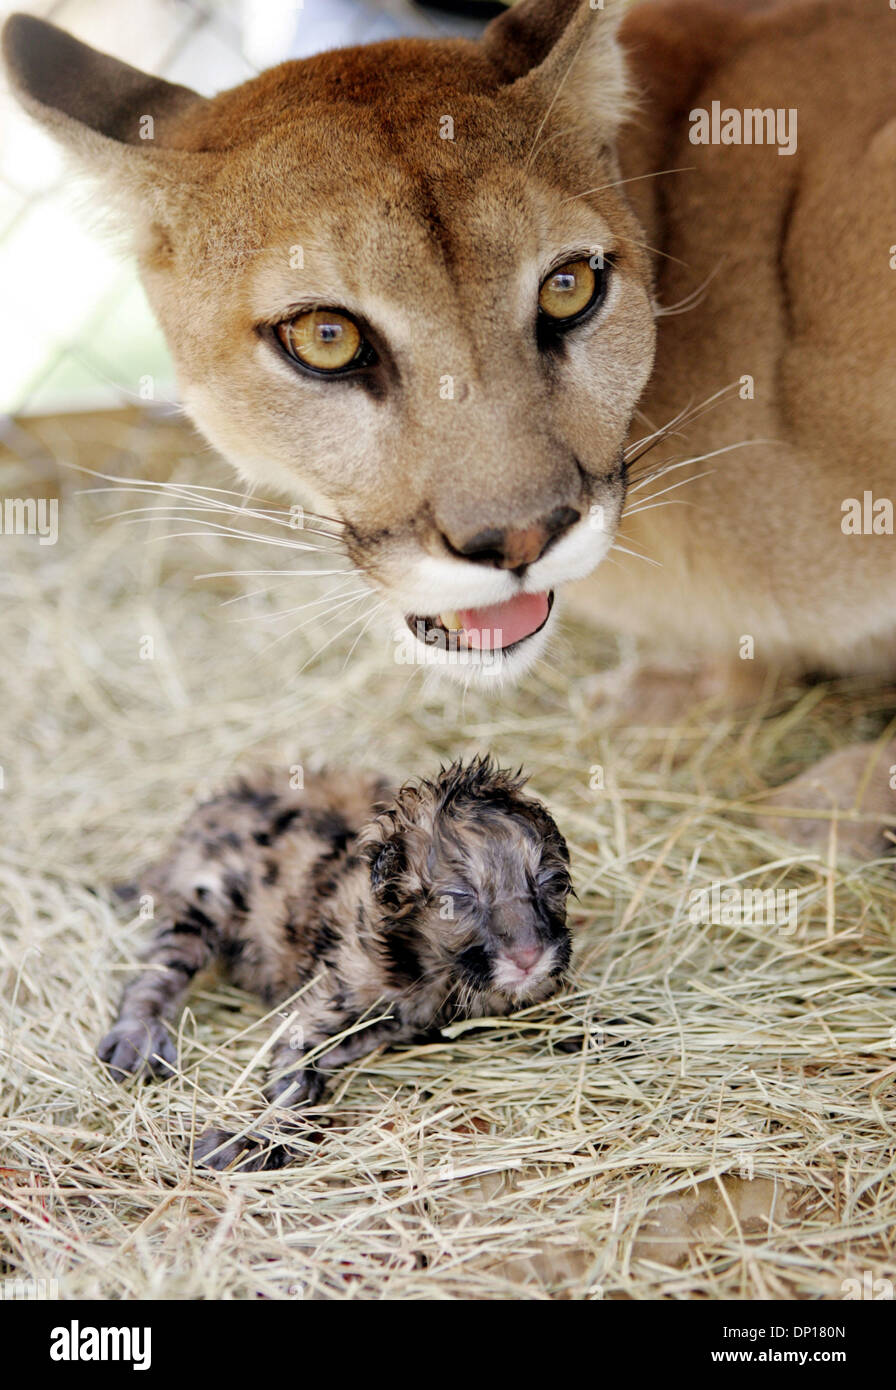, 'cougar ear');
1,13,209,211
483,0,631,141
